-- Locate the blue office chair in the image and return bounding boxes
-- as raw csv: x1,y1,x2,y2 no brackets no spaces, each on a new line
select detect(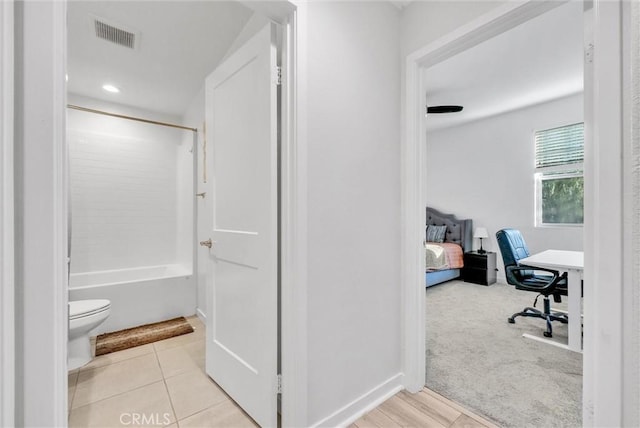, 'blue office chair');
496,228,568,338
